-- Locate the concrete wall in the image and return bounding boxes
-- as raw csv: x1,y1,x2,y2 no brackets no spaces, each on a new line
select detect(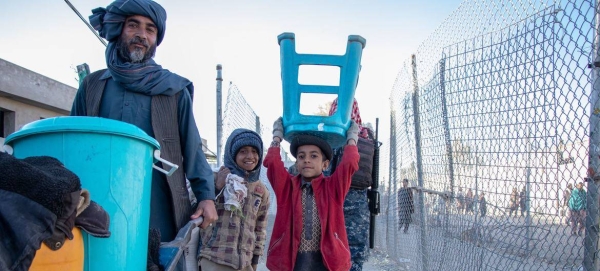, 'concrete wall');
0,58,76,113
0,98,68,145
0,58,77,145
